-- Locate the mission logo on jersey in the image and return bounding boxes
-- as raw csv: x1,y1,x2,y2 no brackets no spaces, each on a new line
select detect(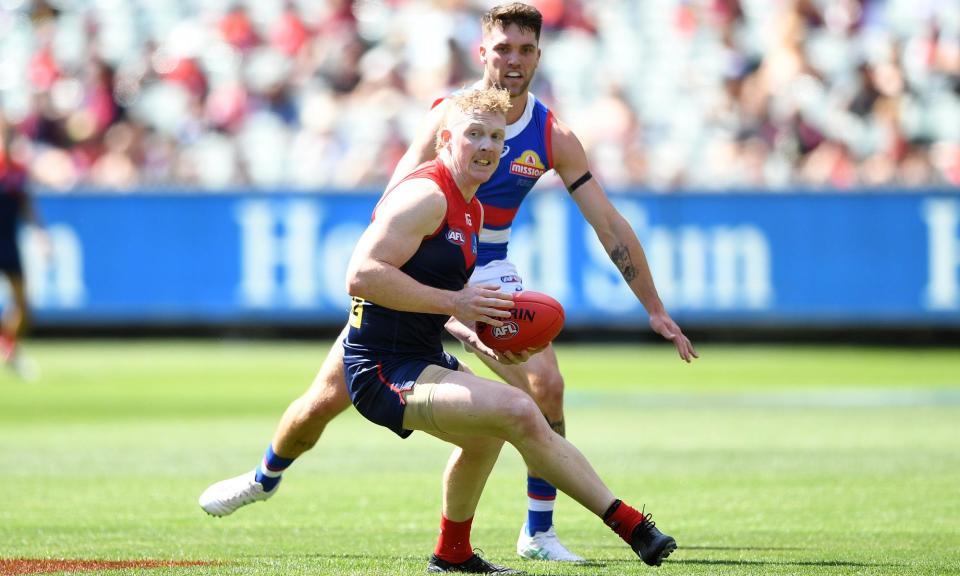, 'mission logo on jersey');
509,150,546,178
